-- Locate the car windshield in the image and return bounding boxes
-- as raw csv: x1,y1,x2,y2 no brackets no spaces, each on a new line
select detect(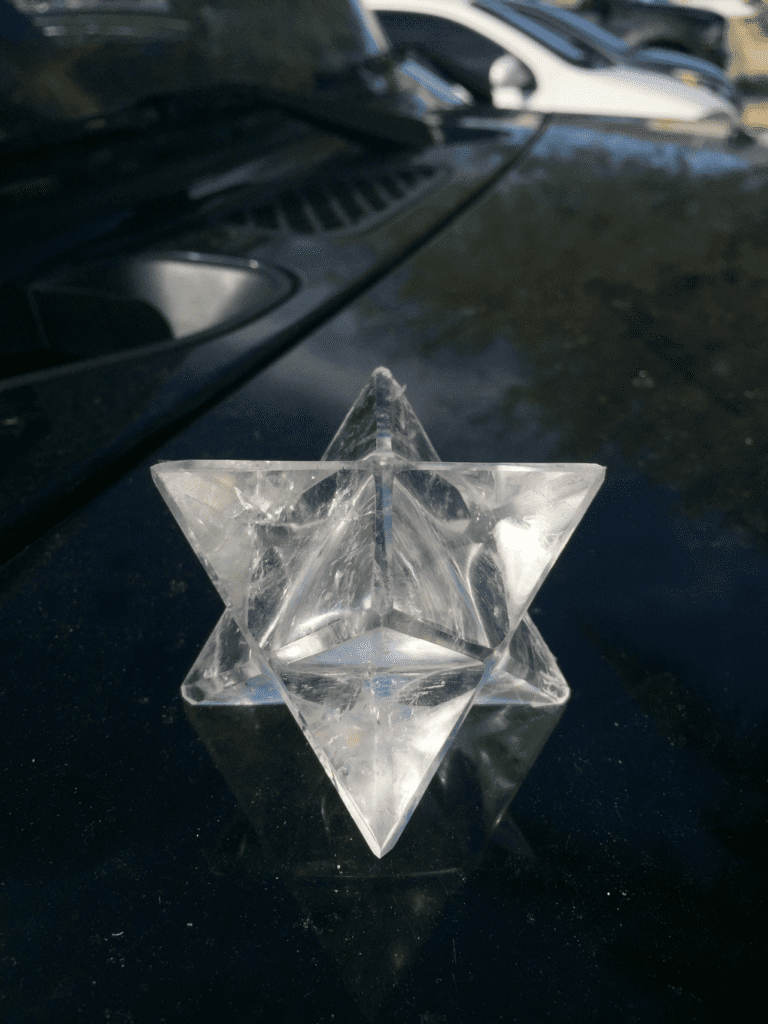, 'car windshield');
476,0,621,66
0,0,407,146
